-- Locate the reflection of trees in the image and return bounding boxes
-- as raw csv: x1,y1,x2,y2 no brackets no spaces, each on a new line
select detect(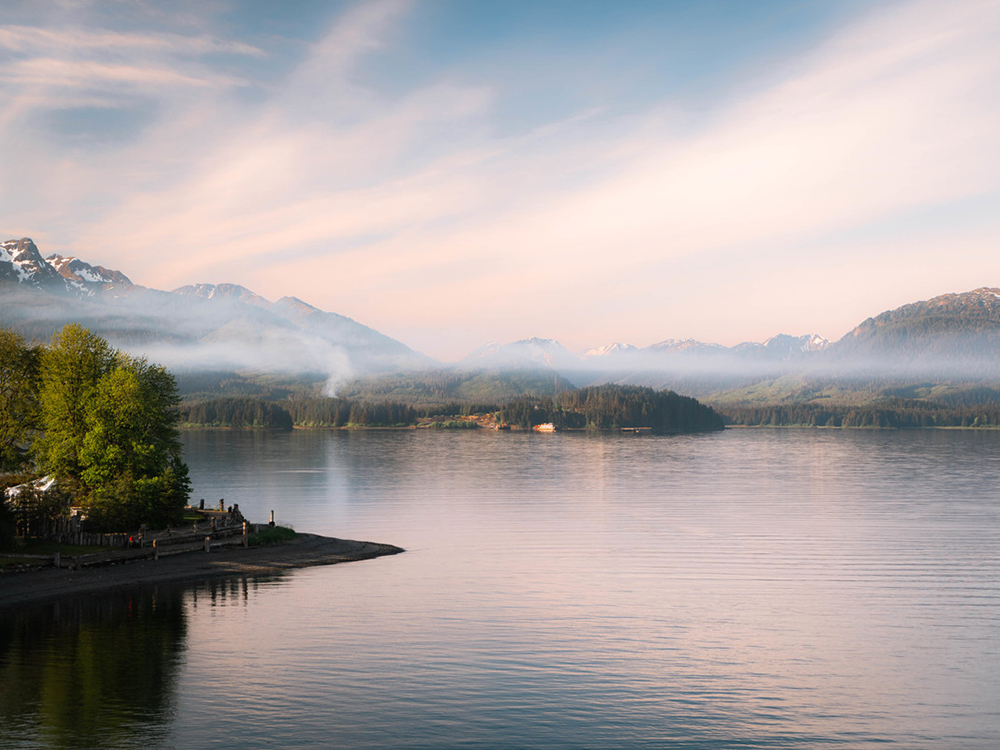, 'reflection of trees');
0,587,187,749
